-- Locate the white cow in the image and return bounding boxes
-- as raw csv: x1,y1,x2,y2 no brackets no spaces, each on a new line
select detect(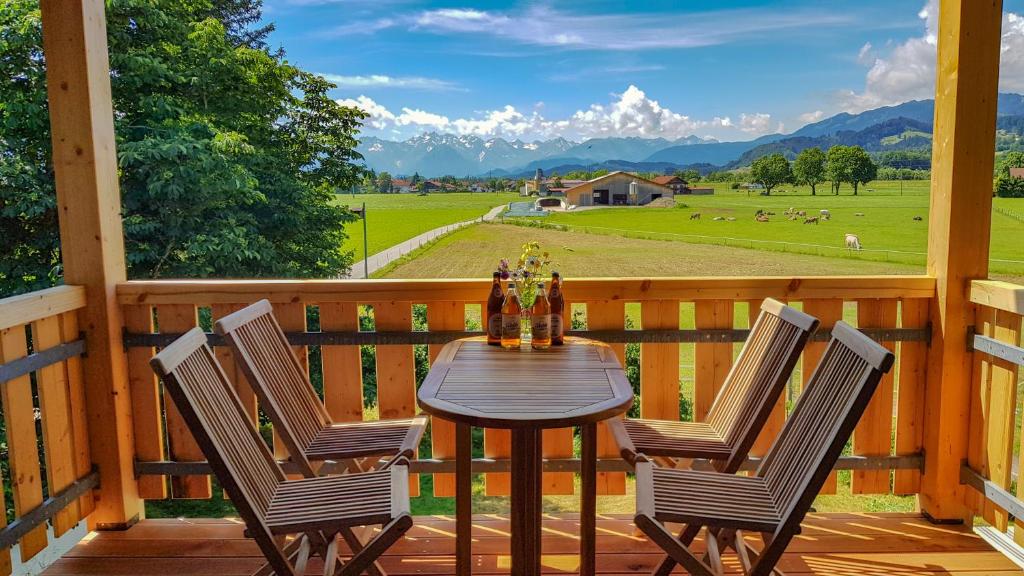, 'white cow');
845,233,862,251
820,209,831,220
